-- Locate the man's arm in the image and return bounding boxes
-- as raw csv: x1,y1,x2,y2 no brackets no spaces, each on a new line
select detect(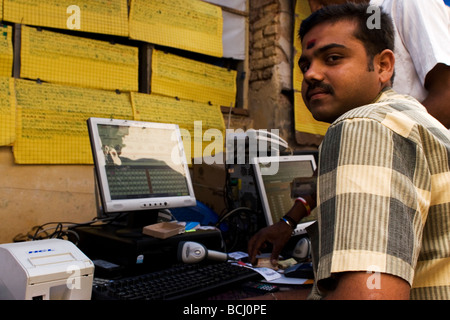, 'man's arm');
311,116,419,301
248,271,410,300
422,63,450,128
322,272,411,300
